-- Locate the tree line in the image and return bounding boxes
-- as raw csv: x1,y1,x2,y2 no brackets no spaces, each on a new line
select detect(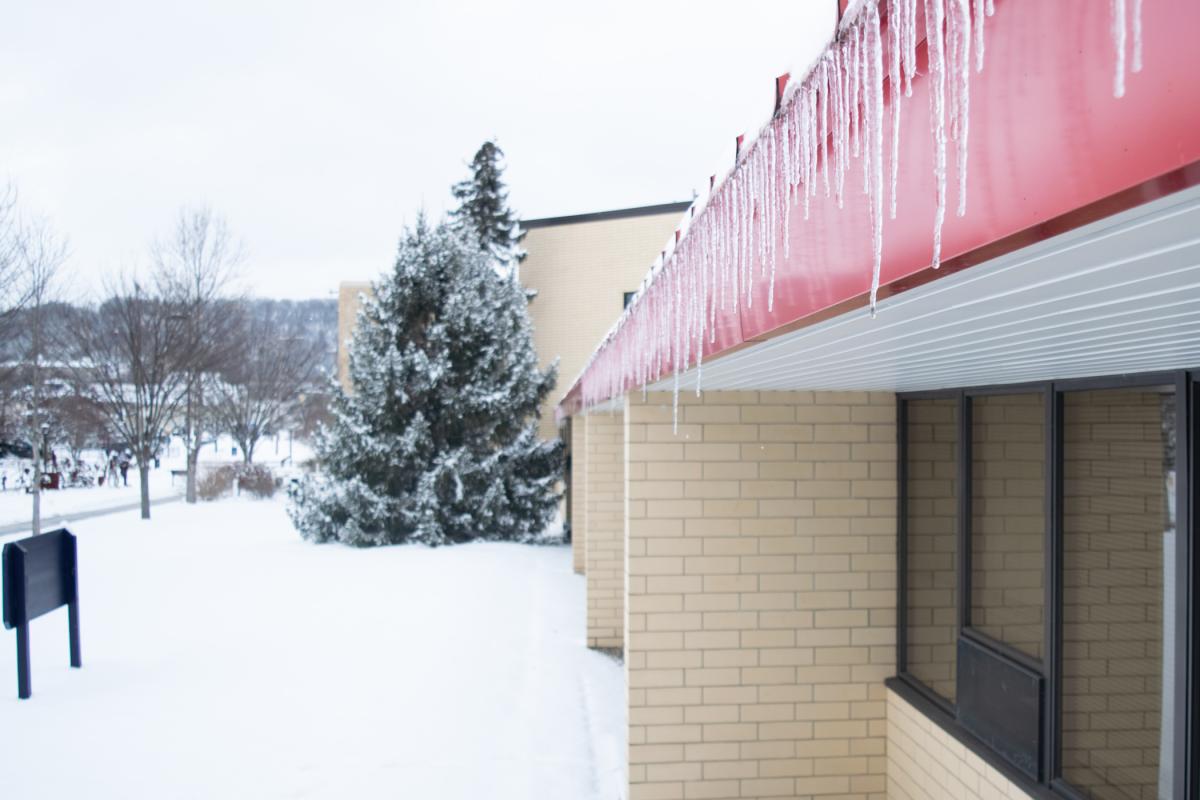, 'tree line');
0,196,336,526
